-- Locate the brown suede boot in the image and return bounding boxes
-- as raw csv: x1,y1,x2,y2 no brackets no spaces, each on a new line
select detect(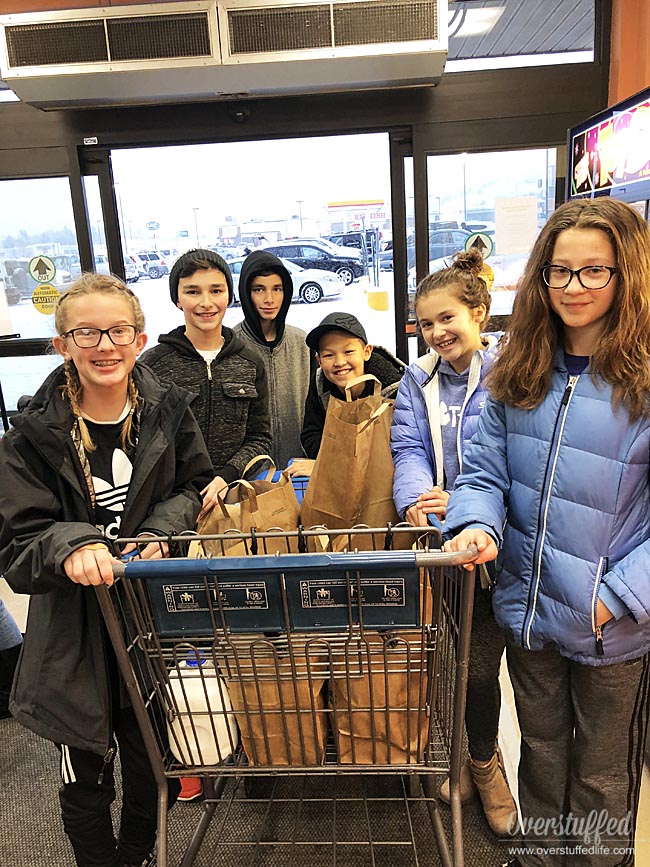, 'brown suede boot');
438,759,477,805
469,748,518,837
